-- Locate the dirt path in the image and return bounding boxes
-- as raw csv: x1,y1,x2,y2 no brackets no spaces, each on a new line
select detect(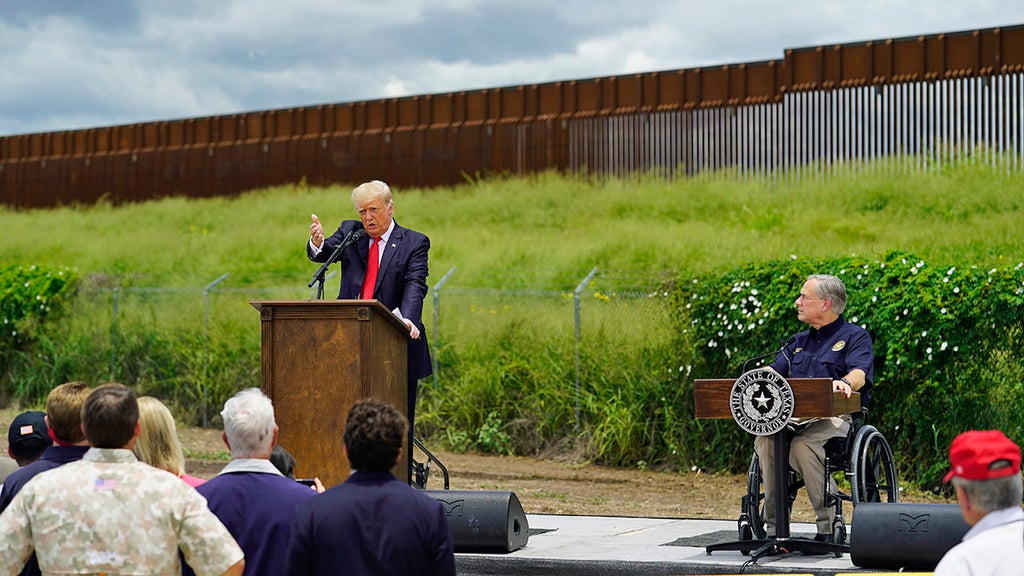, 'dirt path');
5,409,951,521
